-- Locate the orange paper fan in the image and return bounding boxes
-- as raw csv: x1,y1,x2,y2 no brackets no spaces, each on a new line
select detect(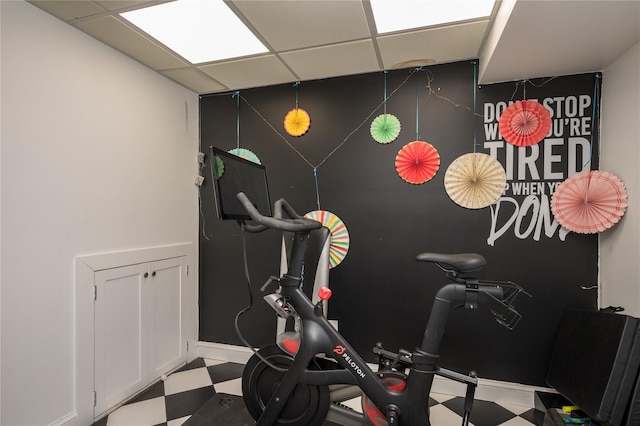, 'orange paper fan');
551,170,628,234
499,100,551,147
284,108,311,137
395,141,440,184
